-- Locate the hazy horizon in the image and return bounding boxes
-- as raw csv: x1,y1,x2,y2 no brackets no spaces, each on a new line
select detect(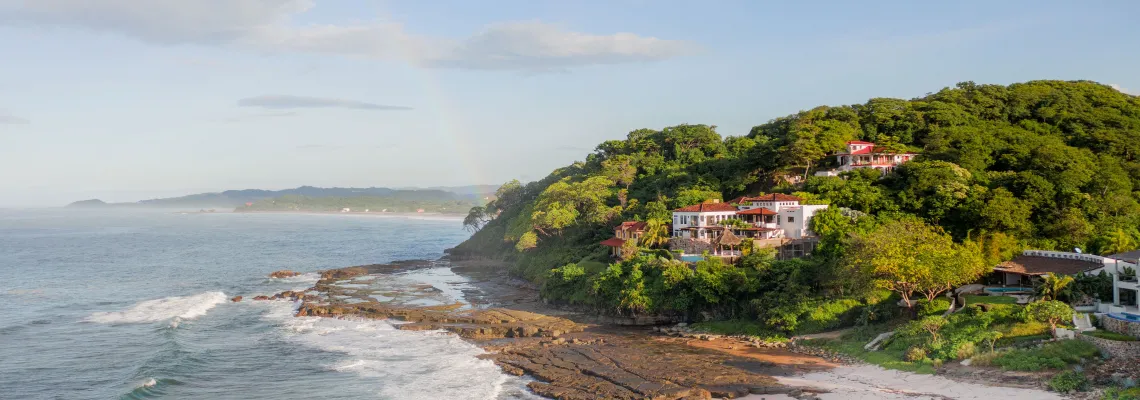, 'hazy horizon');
2,1,1138,207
